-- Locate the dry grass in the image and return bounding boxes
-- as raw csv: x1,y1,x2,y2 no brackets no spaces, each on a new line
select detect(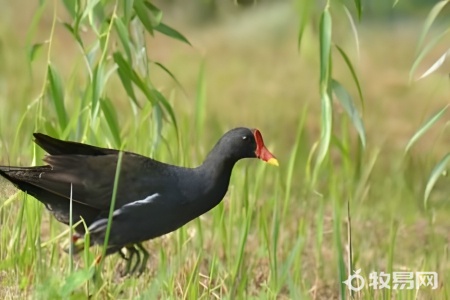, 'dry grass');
0,1,450,299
